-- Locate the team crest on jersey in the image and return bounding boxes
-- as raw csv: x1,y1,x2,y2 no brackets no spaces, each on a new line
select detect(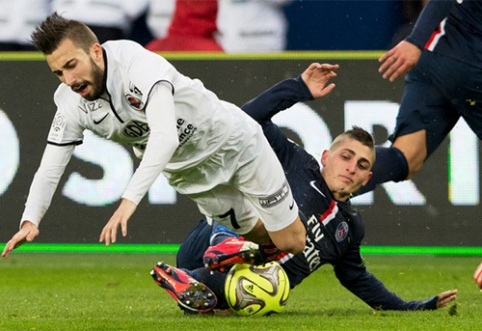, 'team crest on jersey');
335,221,349,242
125,94,144,110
